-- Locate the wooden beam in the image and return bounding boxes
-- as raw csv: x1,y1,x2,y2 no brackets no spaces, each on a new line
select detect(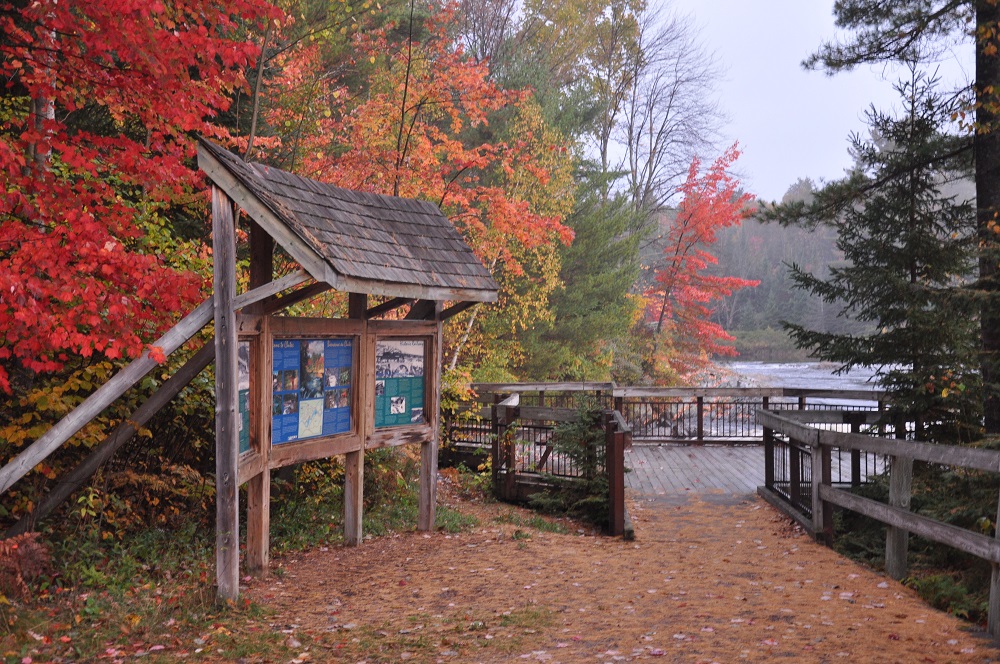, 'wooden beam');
365,297,413,319
268,434,363,470
248,219,274,312
233,270,310,312
438,300,478,321
246,316,271,576
349,293,368,320
405,300,437,320
5,342,215,537
418,323,443,531
820,485,1000,564
259,282,332,316
0,297,214,496
198,143,340,288
213,186,240,602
